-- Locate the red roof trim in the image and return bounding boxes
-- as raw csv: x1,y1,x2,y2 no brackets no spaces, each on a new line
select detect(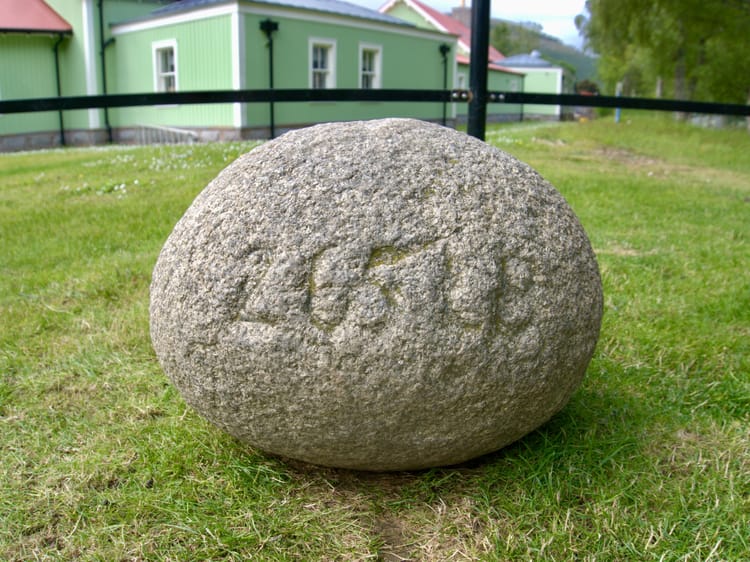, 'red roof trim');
456,54,524,75
0,0,73,34
404,0,504,61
